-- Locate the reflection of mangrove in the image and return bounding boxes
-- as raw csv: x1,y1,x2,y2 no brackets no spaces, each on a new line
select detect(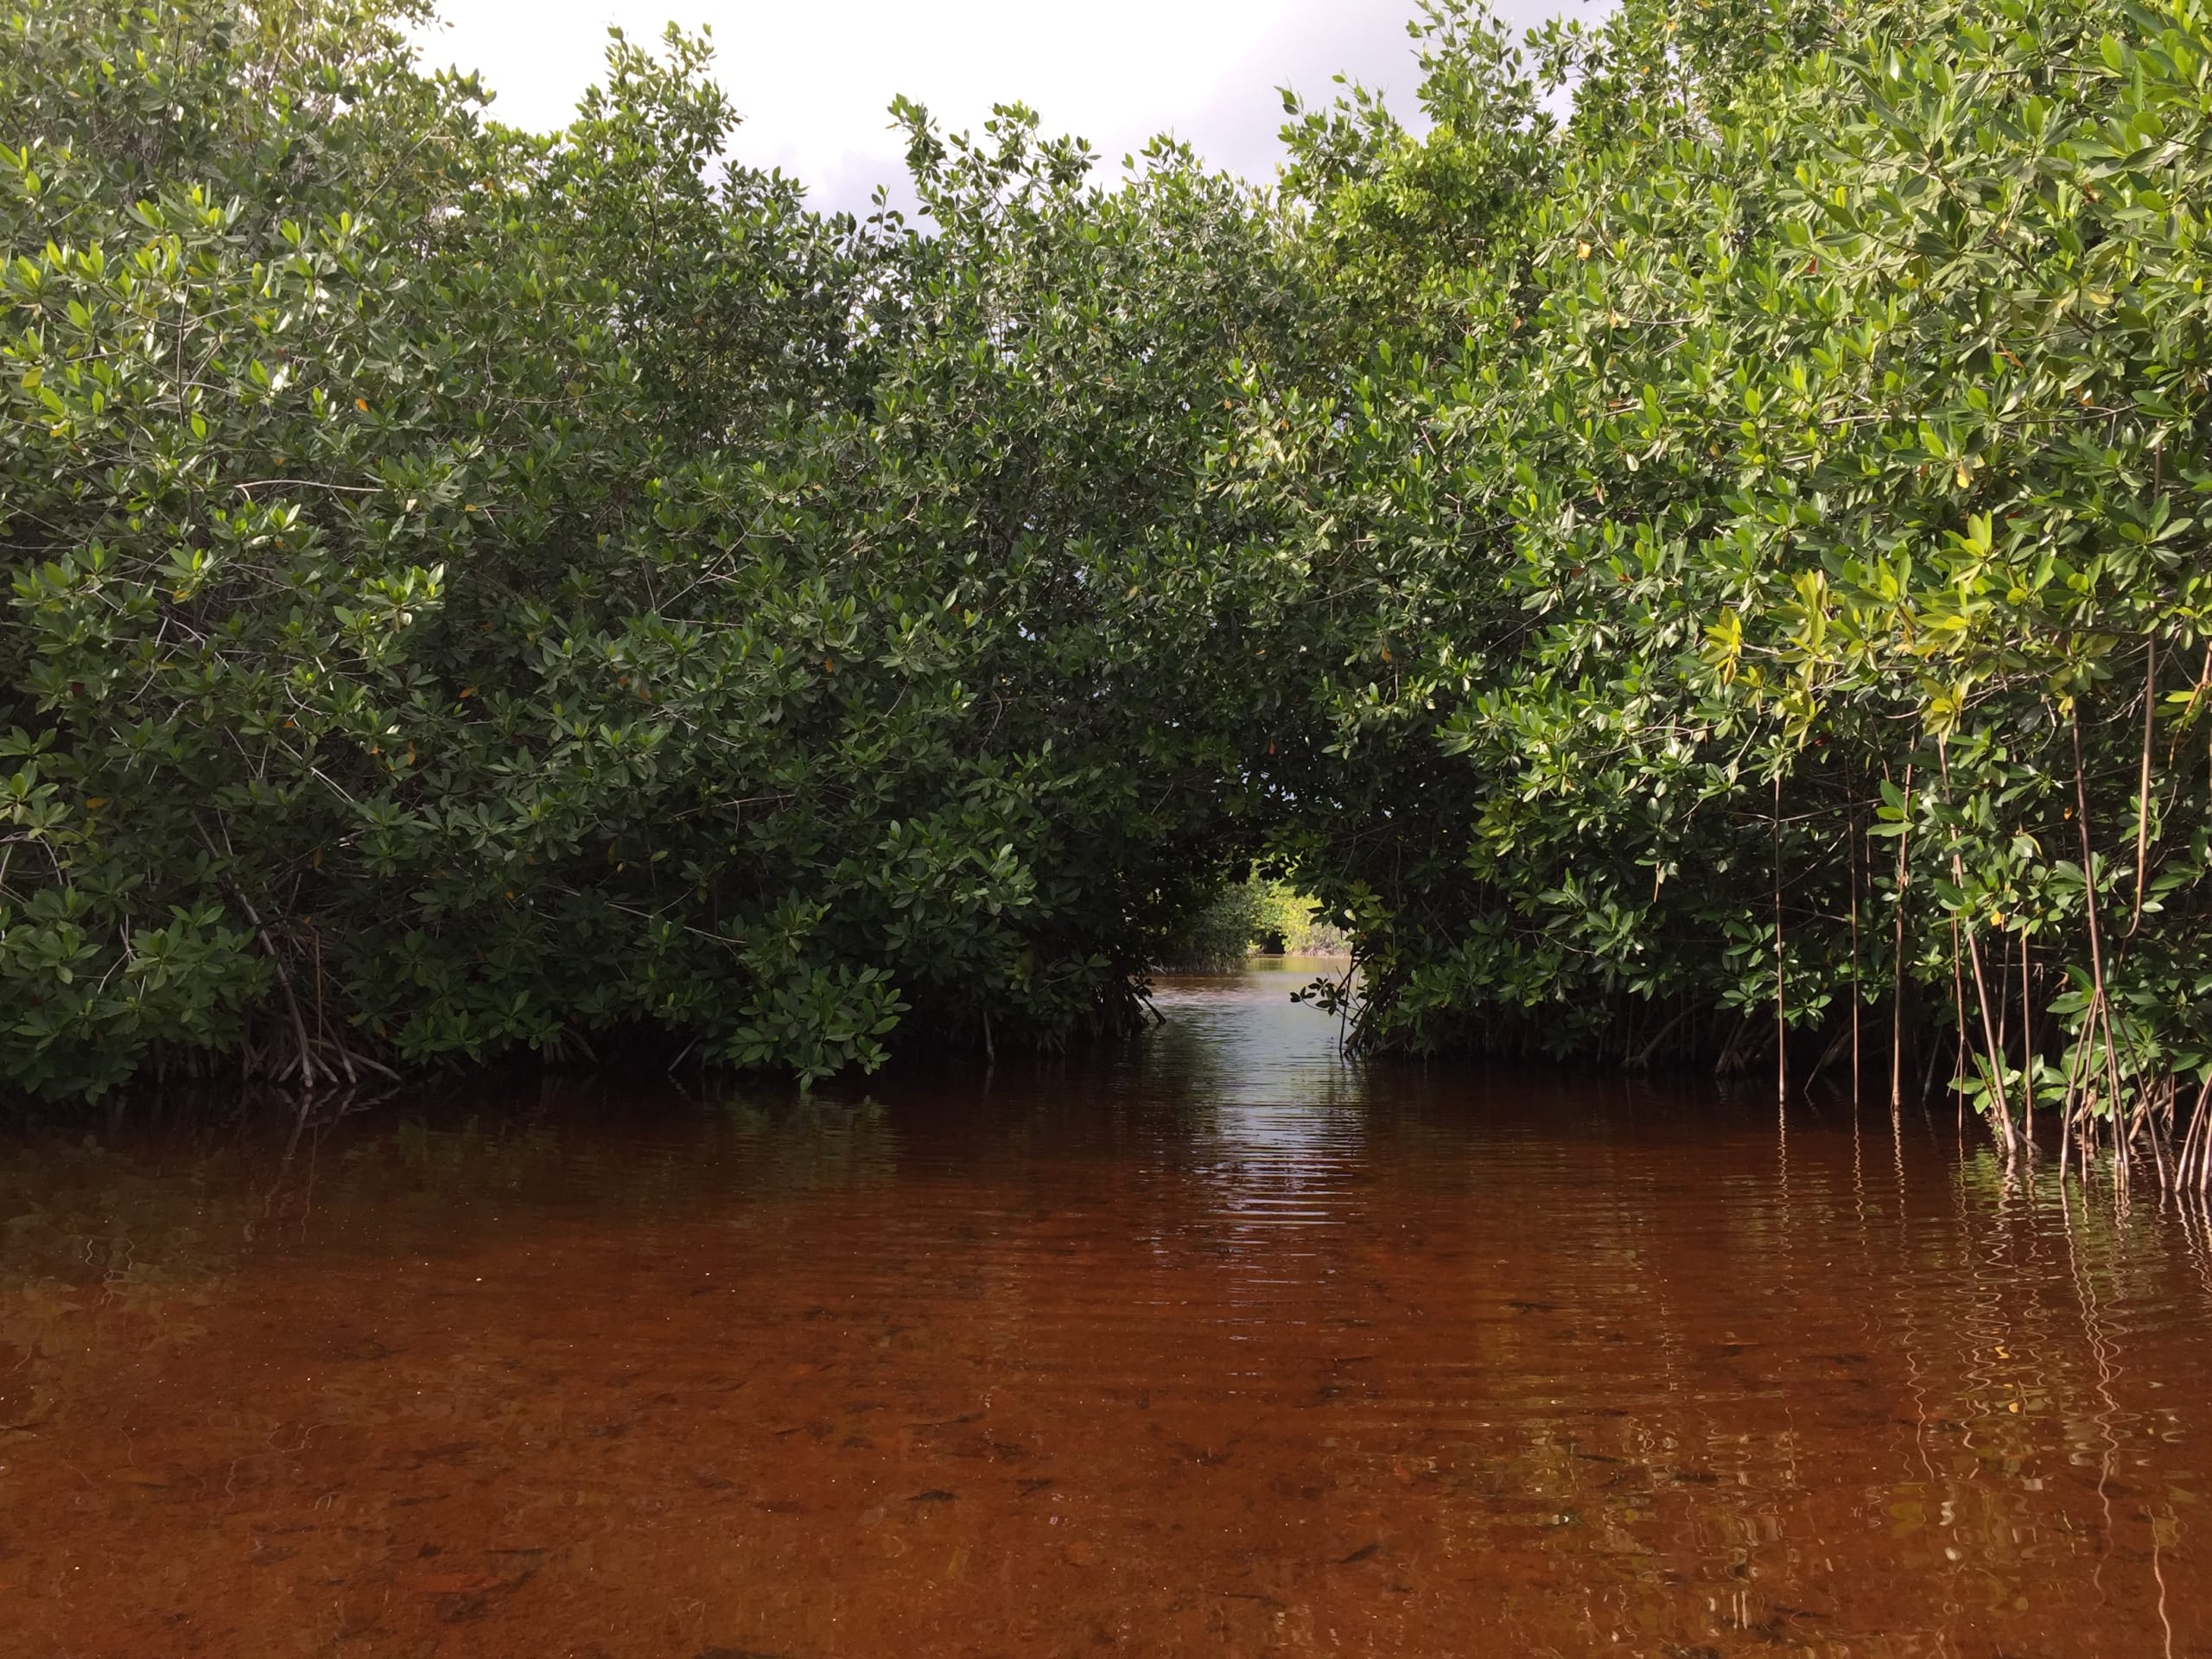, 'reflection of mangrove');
0,1089,903,1419
334,1090,903,1219
1351,1128,2202,1634
4,1065,2209,1649
0,1130,263,1435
